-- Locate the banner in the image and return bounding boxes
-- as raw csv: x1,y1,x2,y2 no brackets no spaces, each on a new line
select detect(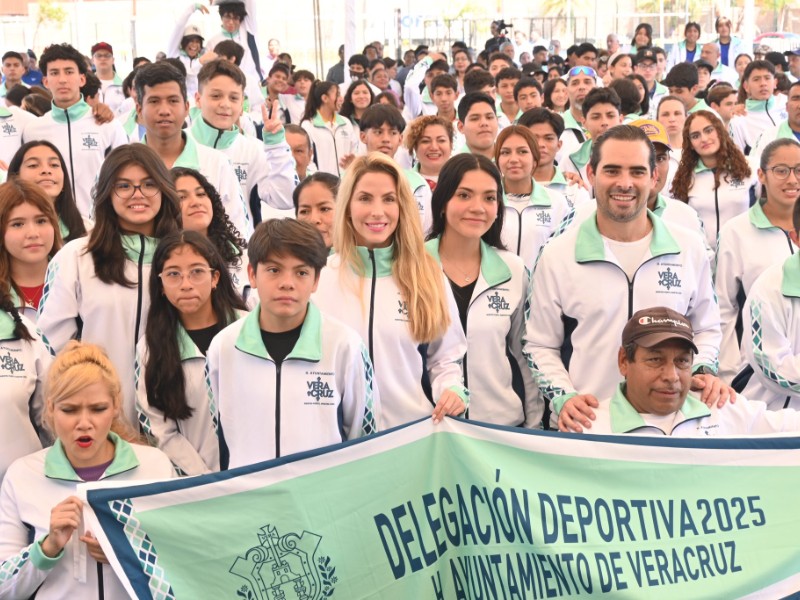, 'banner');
83,418,800,599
